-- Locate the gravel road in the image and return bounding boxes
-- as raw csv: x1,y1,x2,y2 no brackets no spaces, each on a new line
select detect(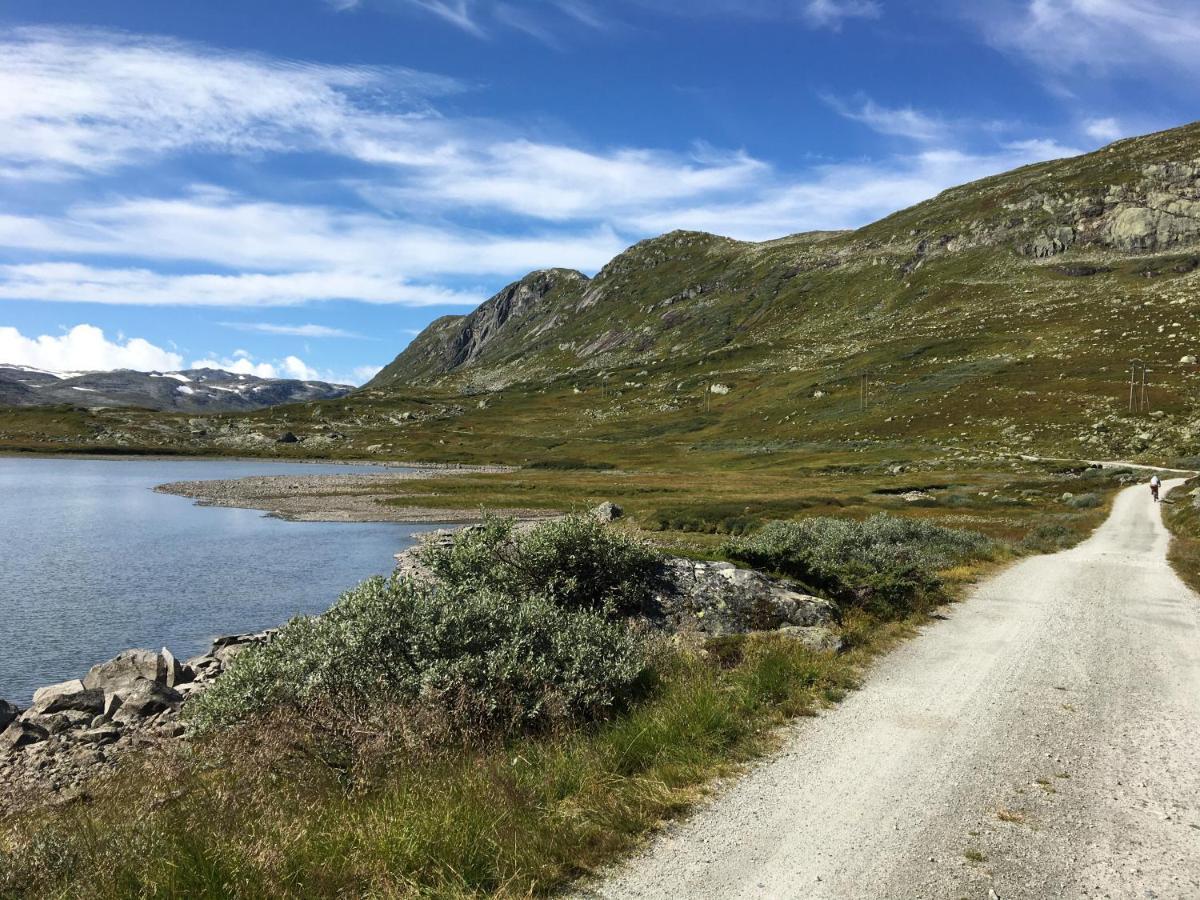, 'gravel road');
583,481,1200,899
